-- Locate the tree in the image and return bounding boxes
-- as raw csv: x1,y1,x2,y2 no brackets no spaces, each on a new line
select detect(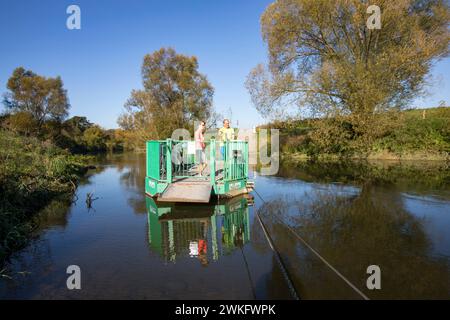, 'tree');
246,0,449,152
3,67,70,128
118,48,214,148
64,116,93,134
83,125,107,152
54,116,94,152
4,111,38,136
